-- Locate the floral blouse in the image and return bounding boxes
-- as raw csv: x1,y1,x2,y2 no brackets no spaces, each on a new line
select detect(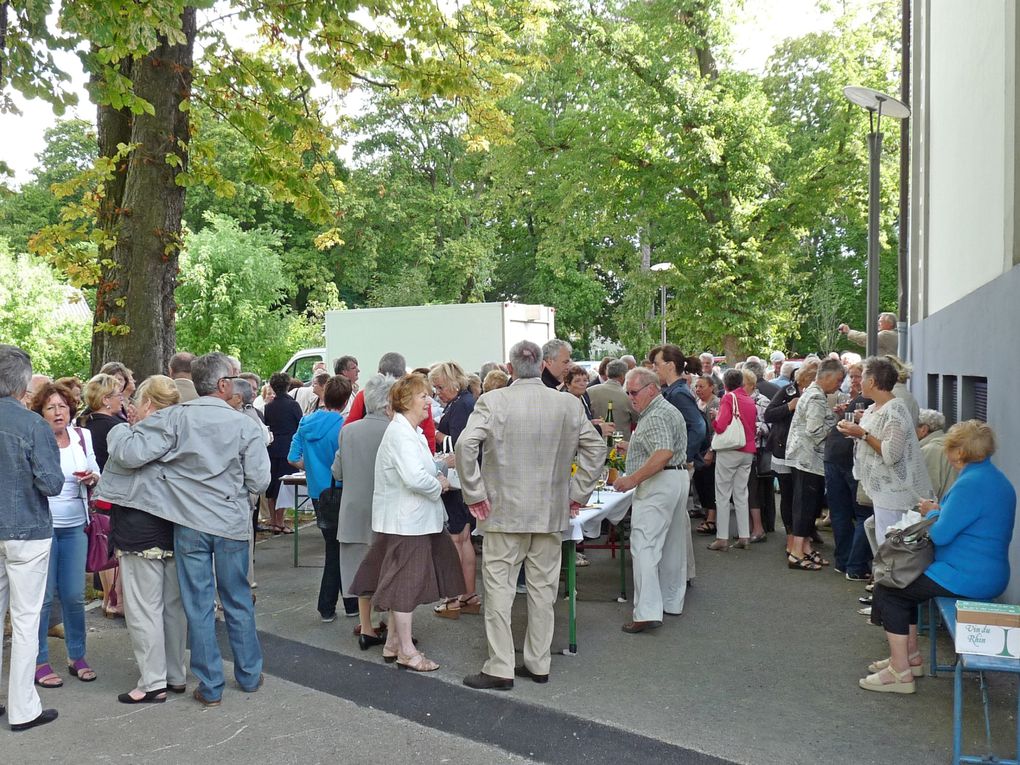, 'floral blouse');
854,397,933,511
